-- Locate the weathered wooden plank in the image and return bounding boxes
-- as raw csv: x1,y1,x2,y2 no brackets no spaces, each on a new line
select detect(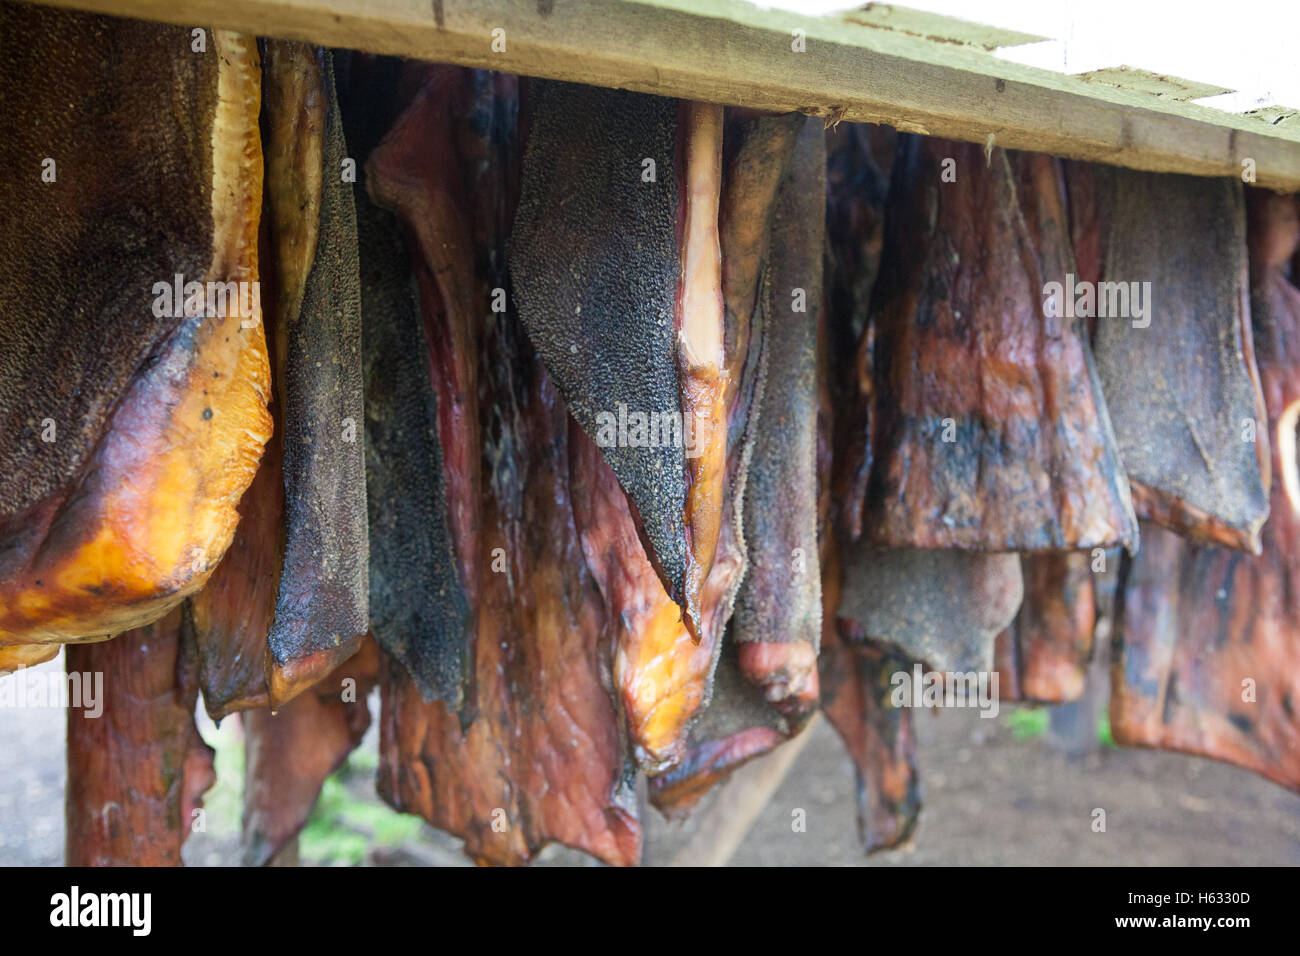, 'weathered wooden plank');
18,0,1300,191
